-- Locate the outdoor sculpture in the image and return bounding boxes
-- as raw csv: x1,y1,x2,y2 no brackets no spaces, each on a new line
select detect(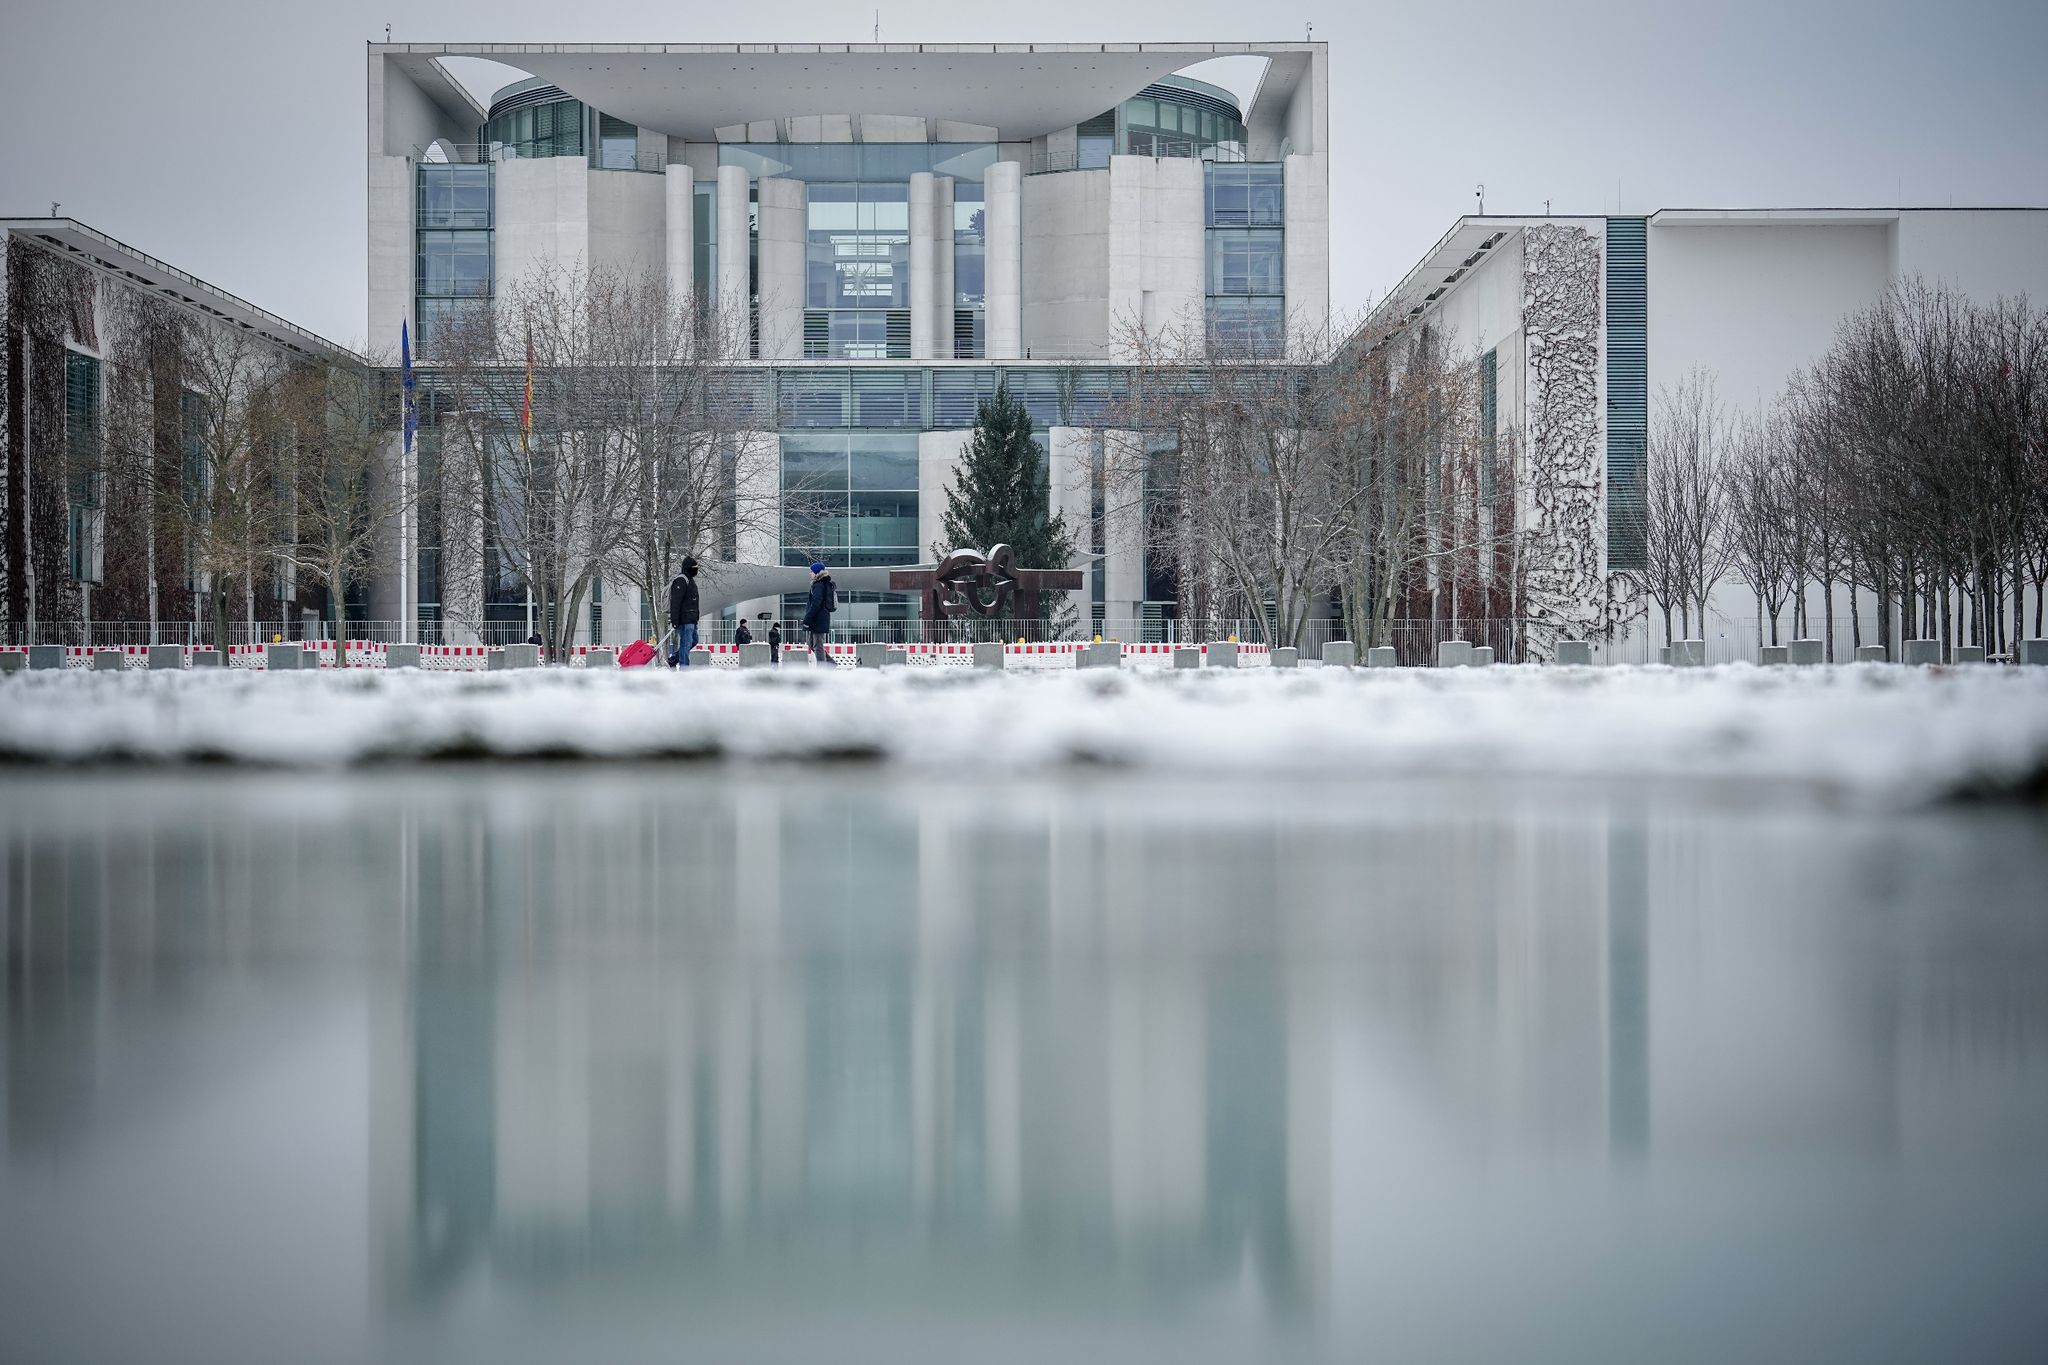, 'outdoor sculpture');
889,545,1083,621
